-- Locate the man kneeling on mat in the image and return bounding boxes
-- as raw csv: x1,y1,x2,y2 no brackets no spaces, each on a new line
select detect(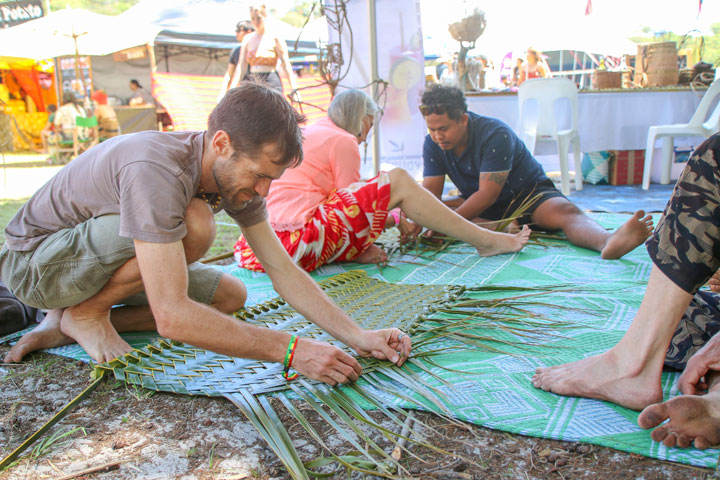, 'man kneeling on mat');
1,83,410,386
